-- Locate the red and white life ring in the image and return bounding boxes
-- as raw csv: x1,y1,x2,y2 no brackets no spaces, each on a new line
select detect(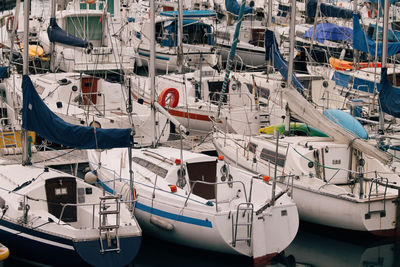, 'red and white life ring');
158,88,179,108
